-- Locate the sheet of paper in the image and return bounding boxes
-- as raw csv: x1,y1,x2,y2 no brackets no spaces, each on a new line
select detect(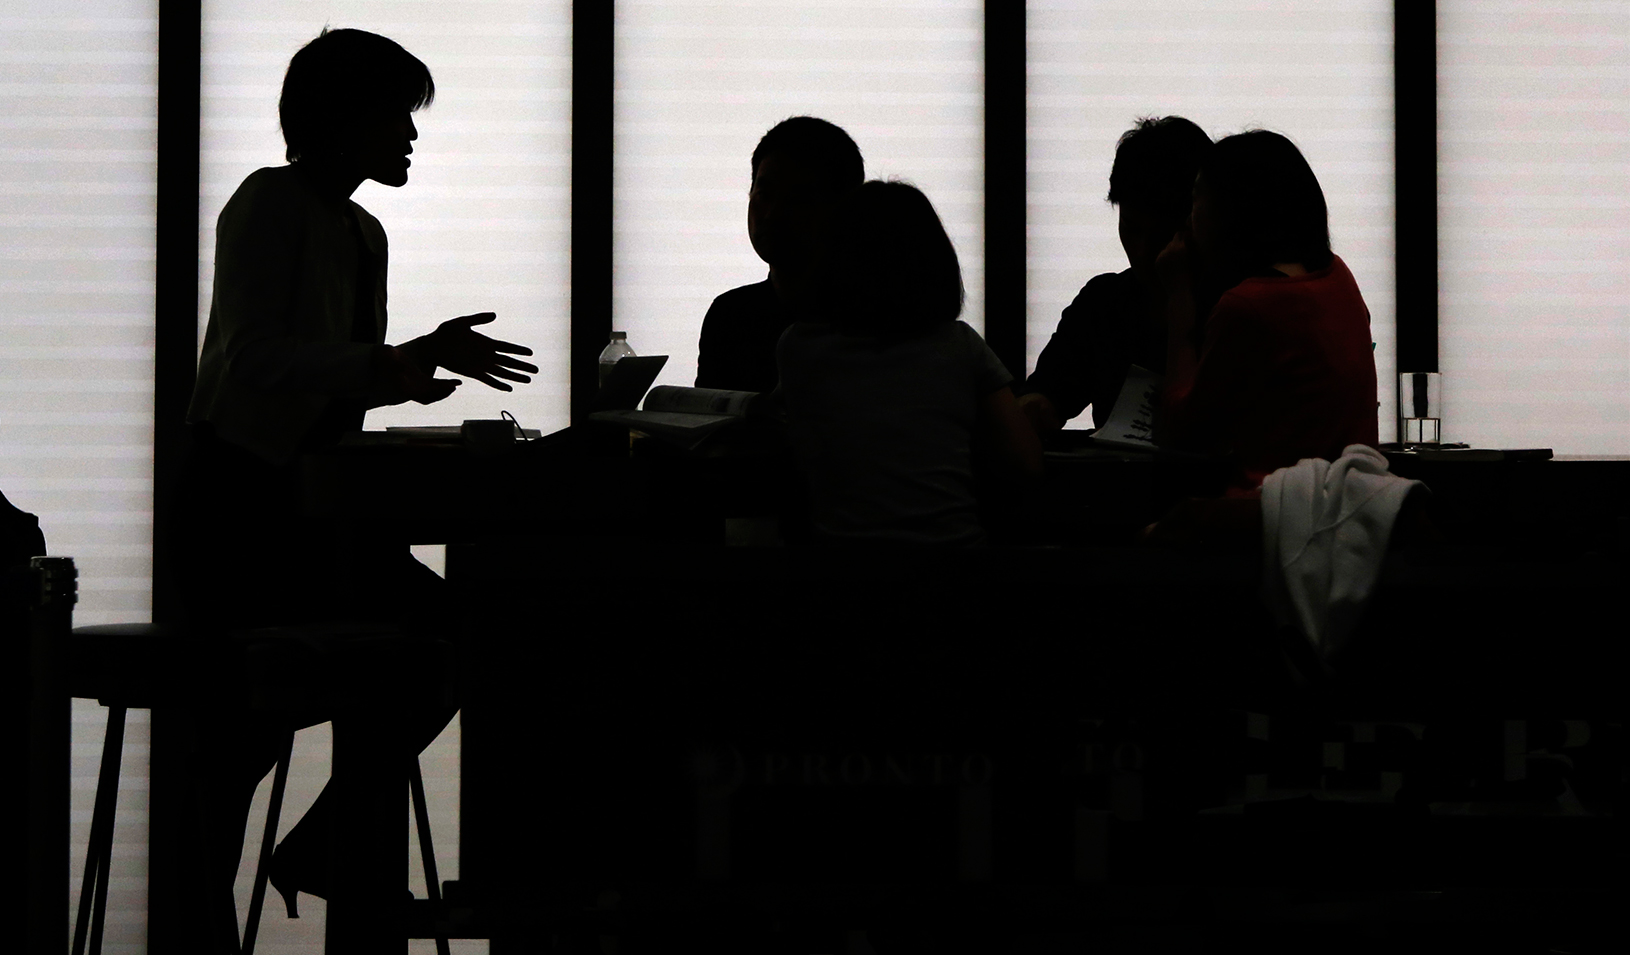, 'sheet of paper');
1090,364,1162,451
